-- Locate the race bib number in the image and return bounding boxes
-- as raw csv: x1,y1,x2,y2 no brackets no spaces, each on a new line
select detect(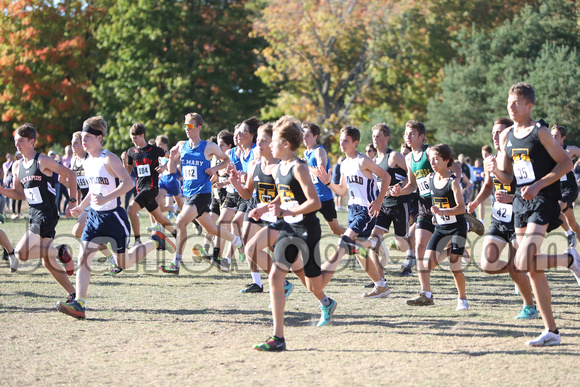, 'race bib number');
257,202,277,223
513,160,535,185
280,200,303,224
136,164,151,177
182,165,198,180
492,201,513,223
435,213,457,225
24,187,42,205
417,176,430,197
561,173,568,182
310,172,319,184
76,176,89,189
